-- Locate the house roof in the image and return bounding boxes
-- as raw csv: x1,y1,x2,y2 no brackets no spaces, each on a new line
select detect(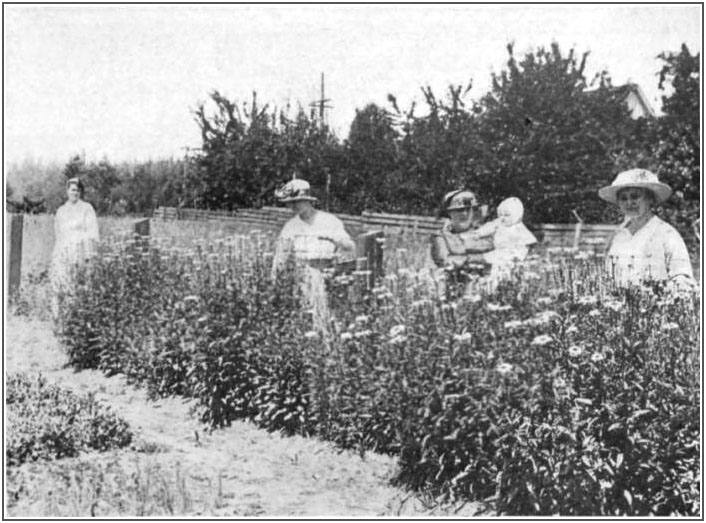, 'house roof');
585,82,656,119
